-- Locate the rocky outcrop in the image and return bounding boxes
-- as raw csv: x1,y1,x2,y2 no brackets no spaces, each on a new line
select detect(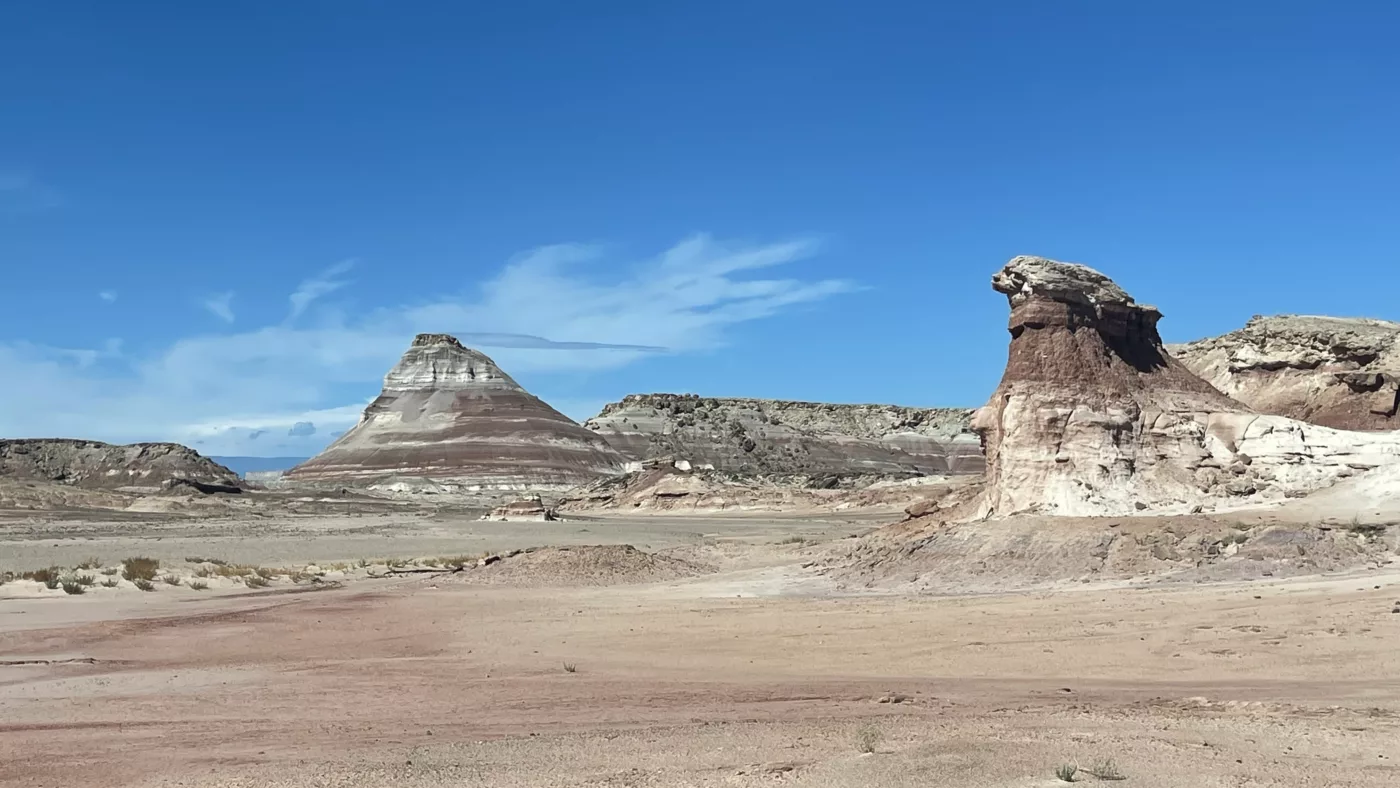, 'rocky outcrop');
584,395,981,478
1170,315,1400,431
285,334,624,490
0,439,240,491
973,256,1400,517
481,496,557,521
